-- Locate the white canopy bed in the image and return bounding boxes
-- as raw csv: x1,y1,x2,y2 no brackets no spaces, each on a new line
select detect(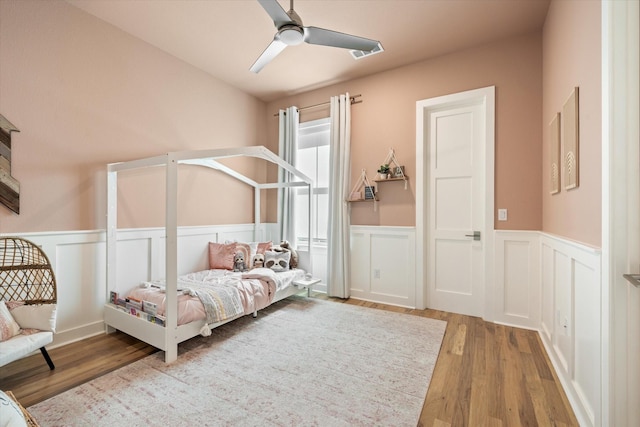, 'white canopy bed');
104,146,313,363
